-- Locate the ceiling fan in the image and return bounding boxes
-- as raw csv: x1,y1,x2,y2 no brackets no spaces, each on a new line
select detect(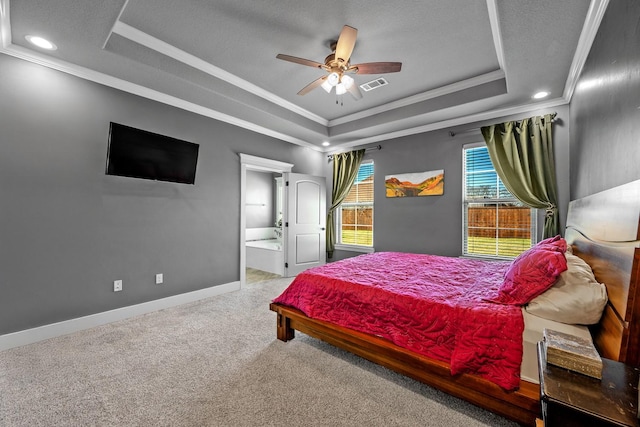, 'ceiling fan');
276,25,402,100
